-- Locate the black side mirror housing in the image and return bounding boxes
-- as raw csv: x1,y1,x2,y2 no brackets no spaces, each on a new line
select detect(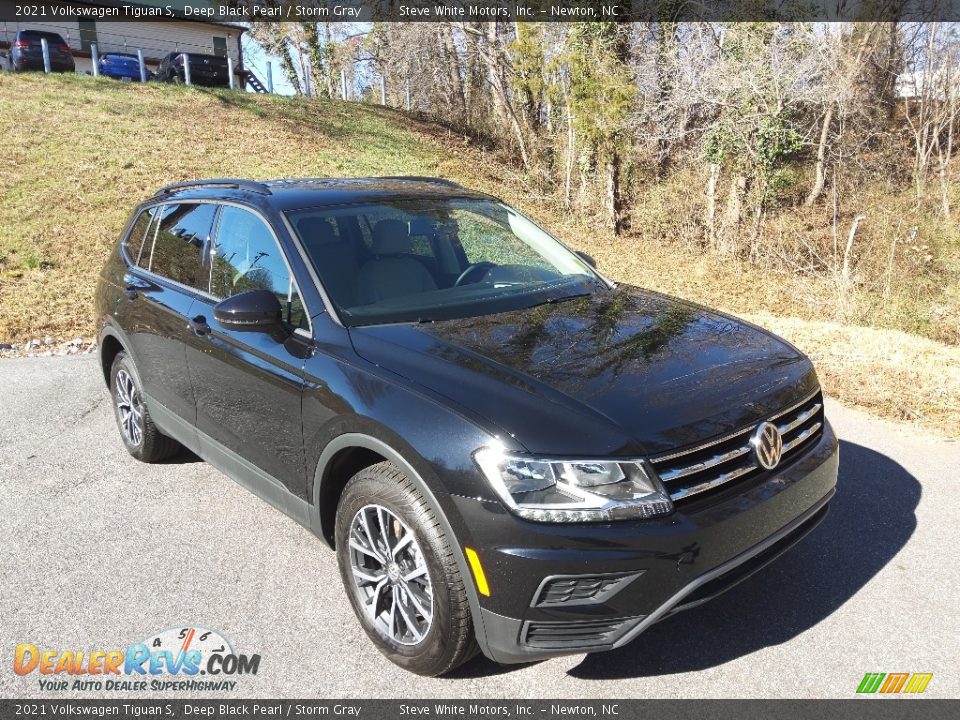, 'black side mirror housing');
576,251,597,268
213,289,283,332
